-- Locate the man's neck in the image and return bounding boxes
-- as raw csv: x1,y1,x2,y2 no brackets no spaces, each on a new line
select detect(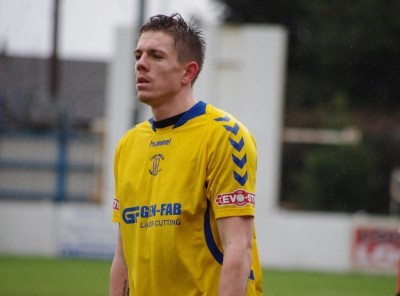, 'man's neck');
151,94,197,121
